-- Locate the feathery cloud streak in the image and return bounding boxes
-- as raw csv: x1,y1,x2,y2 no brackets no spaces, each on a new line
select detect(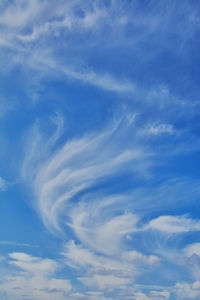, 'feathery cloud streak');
19,113,200,297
